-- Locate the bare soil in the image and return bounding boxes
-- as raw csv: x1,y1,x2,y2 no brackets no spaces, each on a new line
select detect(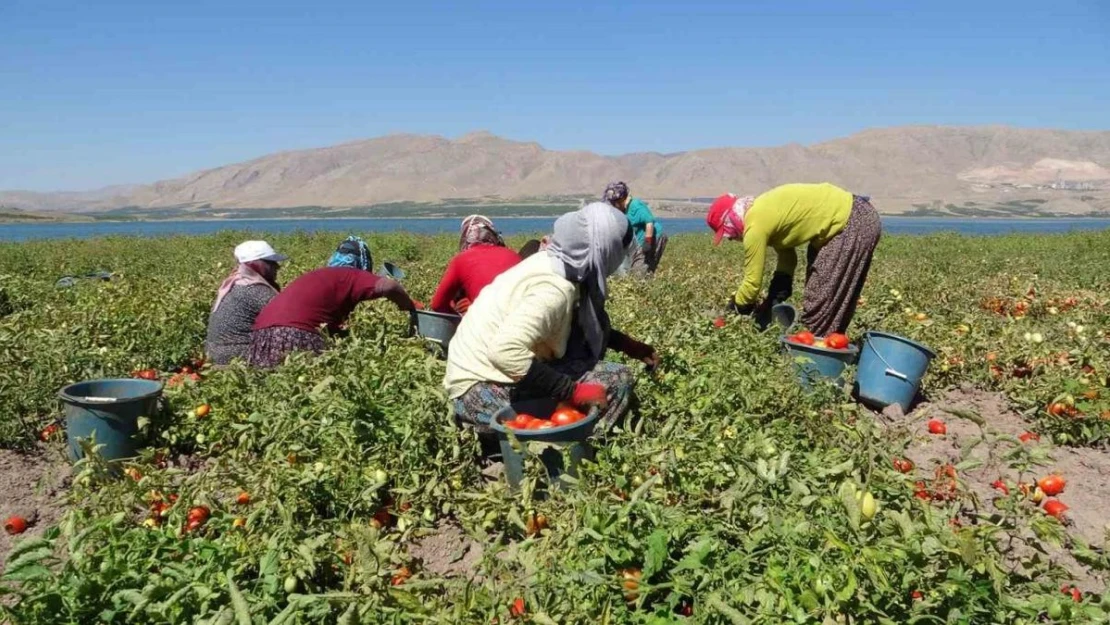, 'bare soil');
407,520,485,580
0,446,70,568
880,386,1110,590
